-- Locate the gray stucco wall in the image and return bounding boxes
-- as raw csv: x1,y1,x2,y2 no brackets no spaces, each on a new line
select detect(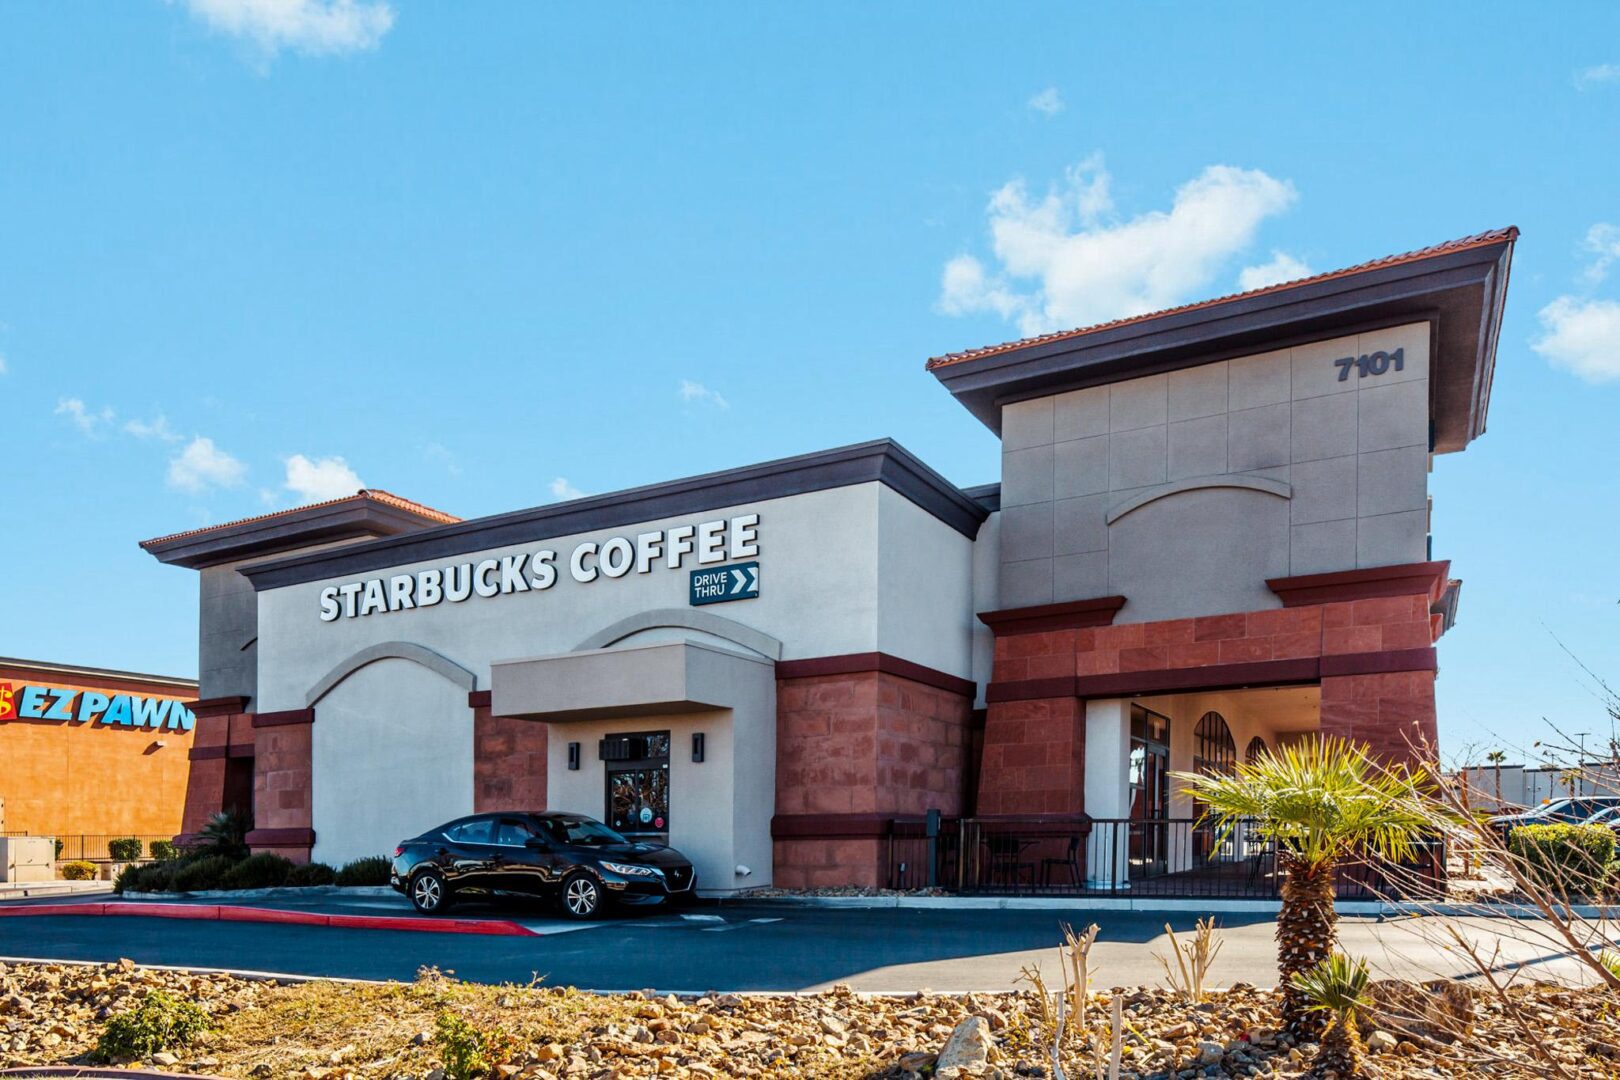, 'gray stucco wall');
997,322,1432,620
199,562,258,703
255,482,978,715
